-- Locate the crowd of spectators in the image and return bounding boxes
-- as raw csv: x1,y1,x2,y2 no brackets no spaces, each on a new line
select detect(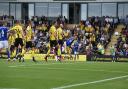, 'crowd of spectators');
115,25,128,56
72,16,118,60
